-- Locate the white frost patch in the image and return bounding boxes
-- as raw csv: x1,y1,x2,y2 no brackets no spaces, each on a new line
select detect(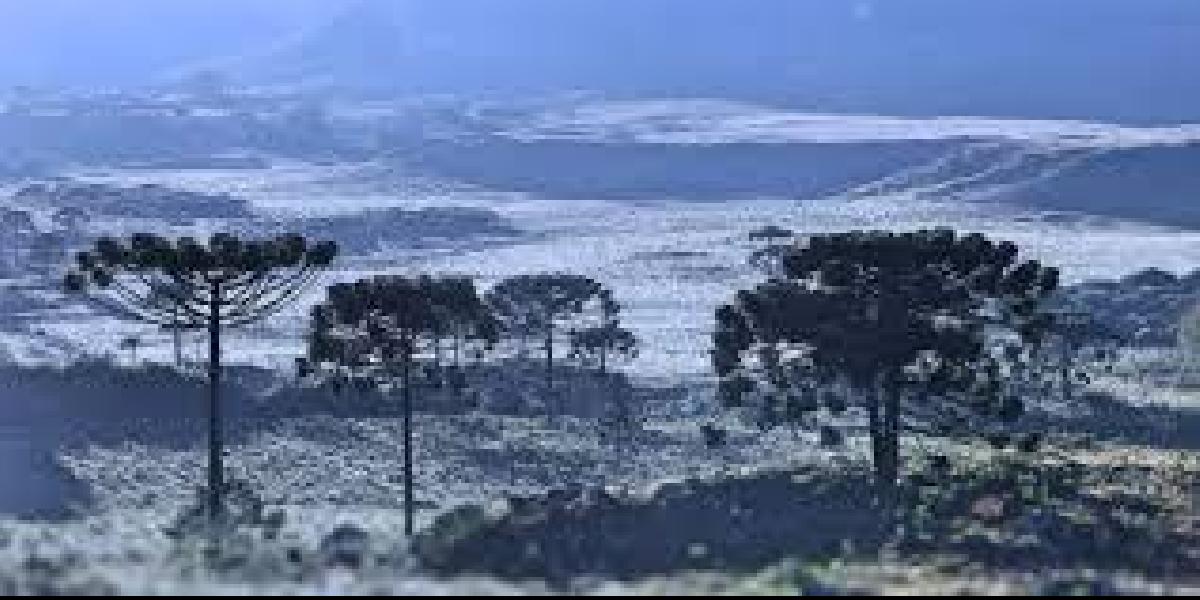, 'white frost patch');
502,98,1200,150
